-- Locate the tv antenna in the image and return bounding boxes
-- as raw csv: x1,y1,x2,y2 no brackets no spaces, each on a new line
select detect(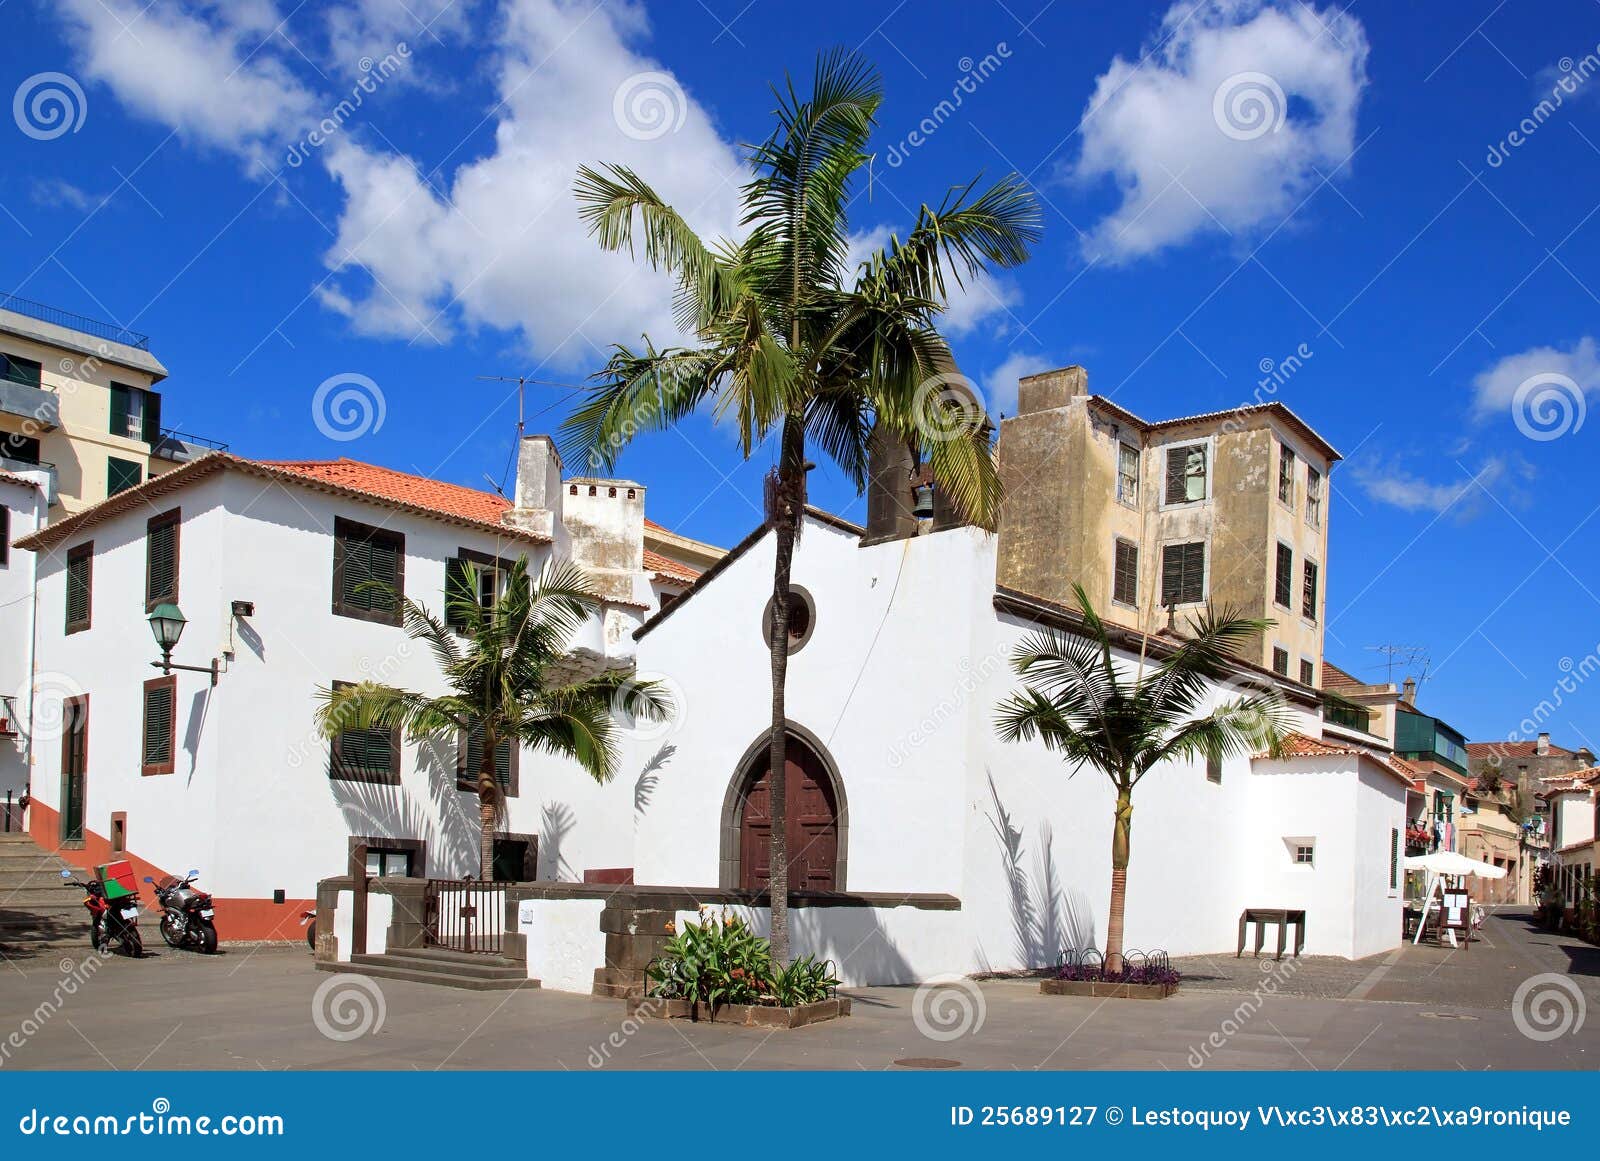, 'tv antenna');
1365,644,1431,686
477,374,591,496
